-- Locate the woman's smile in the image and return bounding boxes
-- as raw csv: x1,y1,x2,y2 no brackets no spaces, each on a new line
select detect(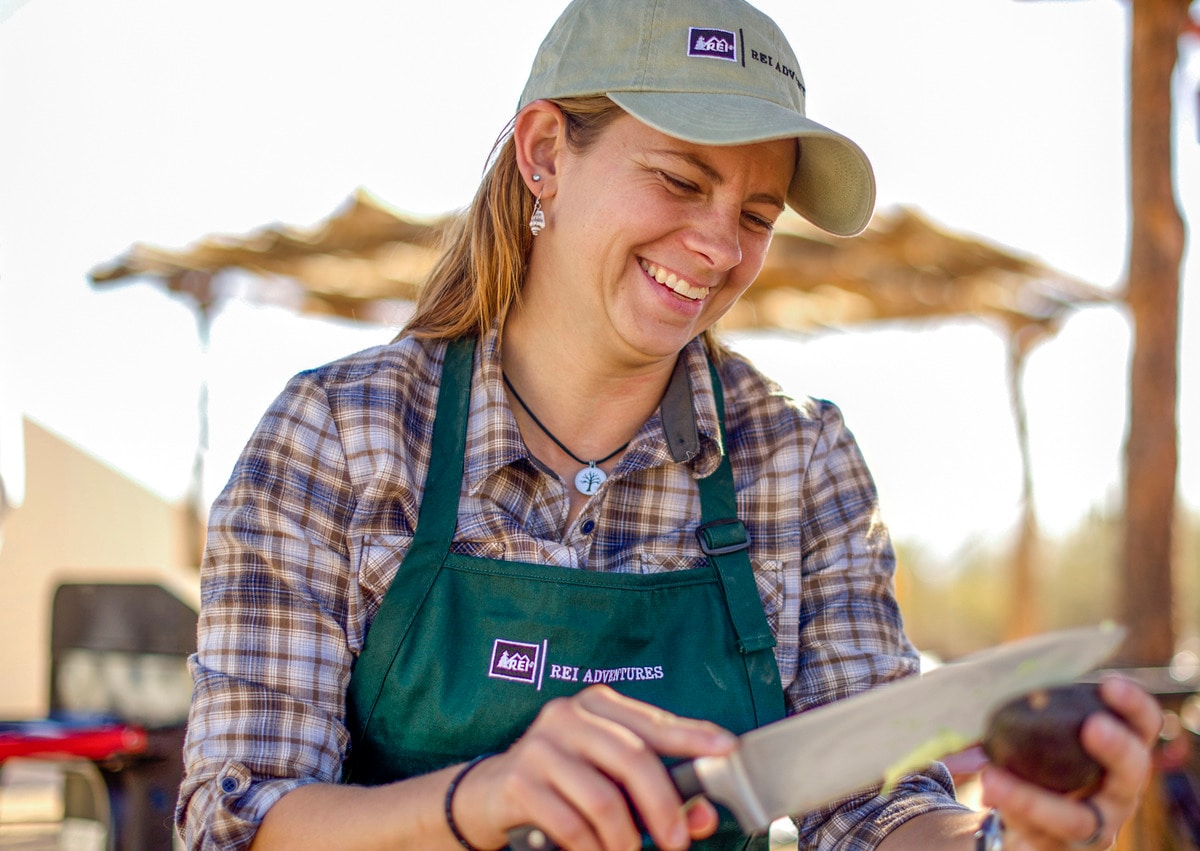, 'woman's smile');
638,259,710,301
